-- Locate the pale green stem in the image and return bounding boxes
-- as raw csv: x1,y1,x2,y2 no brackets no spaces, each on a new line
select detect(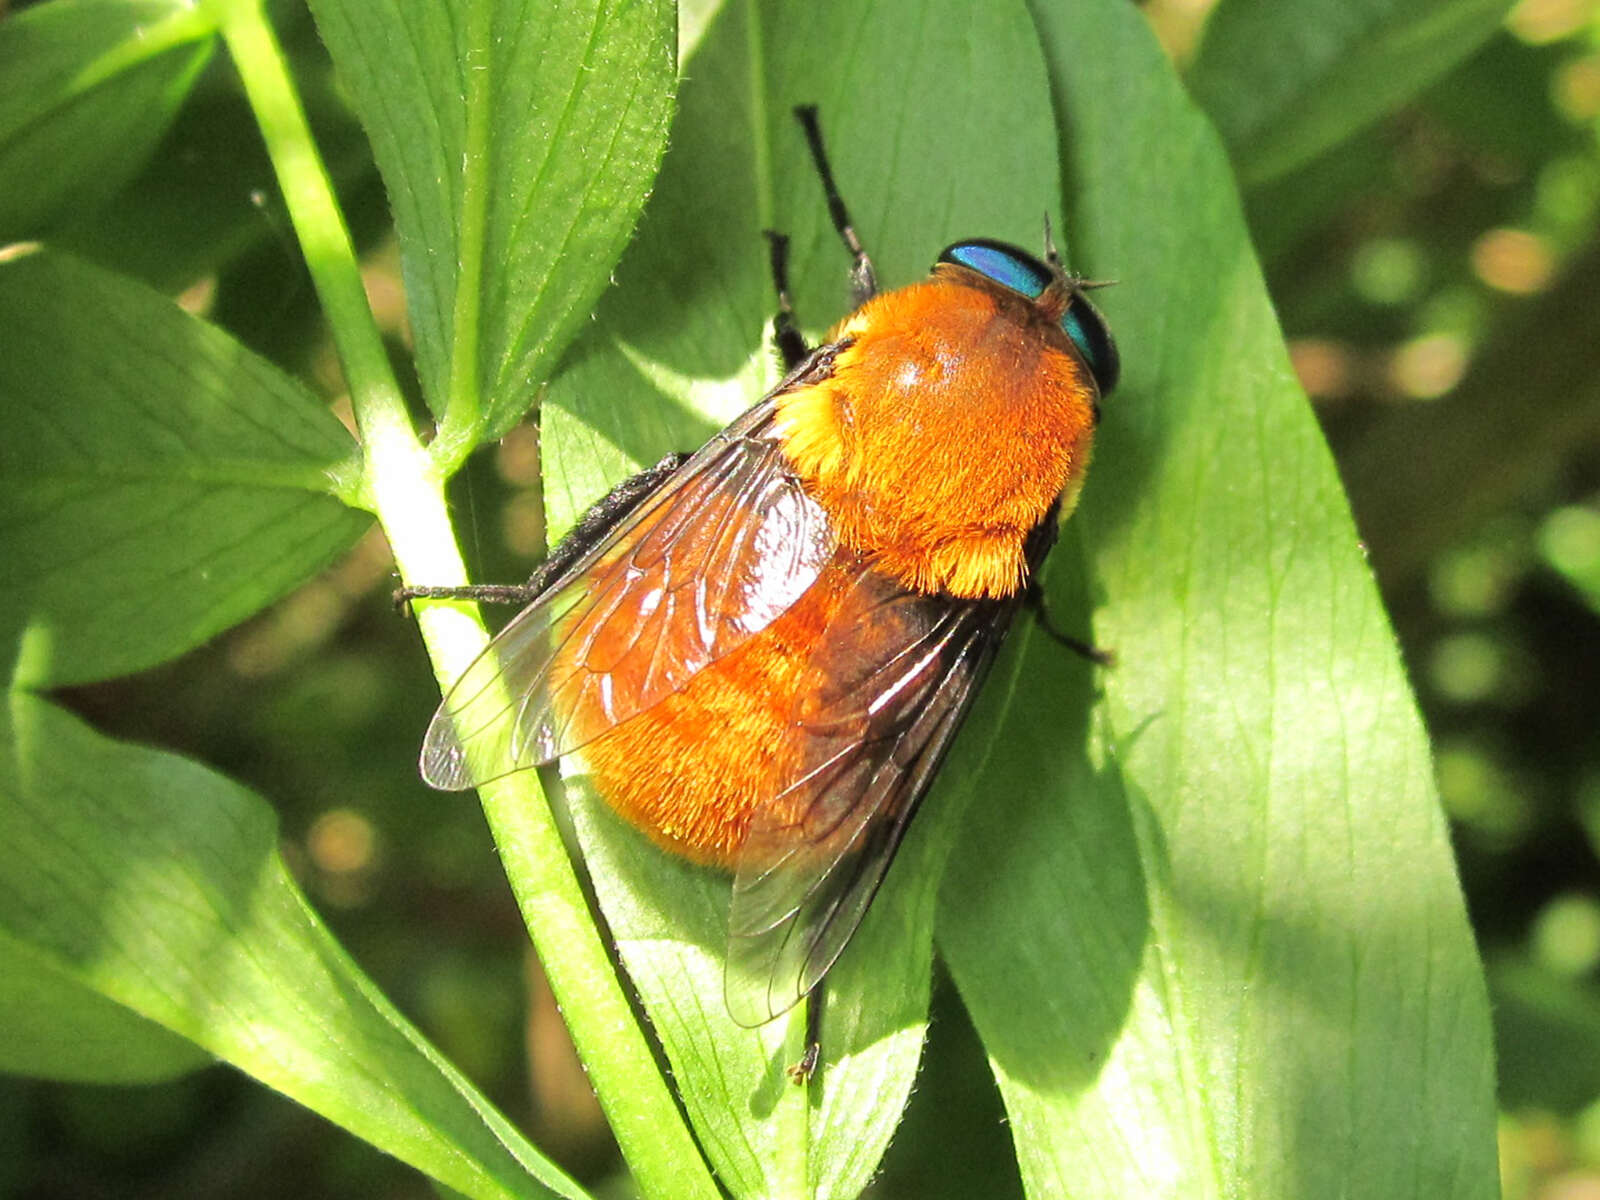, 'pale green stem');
212,3,717,1196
